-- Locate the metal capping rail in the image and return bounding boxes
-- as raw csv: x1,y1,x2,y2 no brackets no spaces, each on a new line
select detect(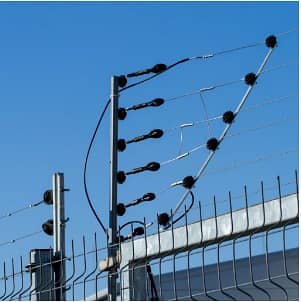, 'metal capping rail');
0,172,299,301
118,172,299,301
